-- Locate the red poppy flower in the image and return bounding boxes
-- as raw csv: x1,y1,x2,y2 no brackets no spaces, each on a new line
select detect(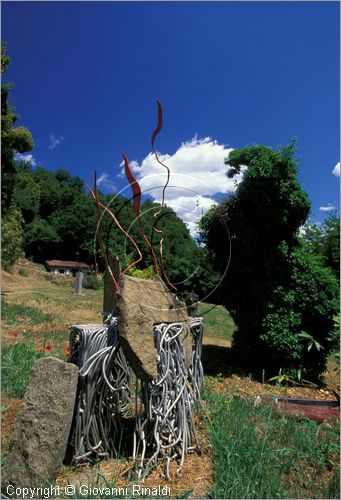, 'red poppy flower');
11,333,19,338
66,346,71,352
65,353,70,359
45,345,52,351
